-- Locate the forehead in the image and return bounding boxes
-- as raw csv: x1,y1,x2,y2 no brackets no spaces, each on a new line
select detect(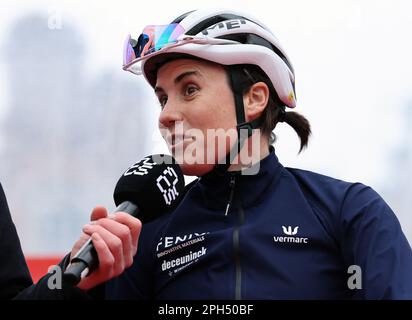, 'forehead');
156,58,225,86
